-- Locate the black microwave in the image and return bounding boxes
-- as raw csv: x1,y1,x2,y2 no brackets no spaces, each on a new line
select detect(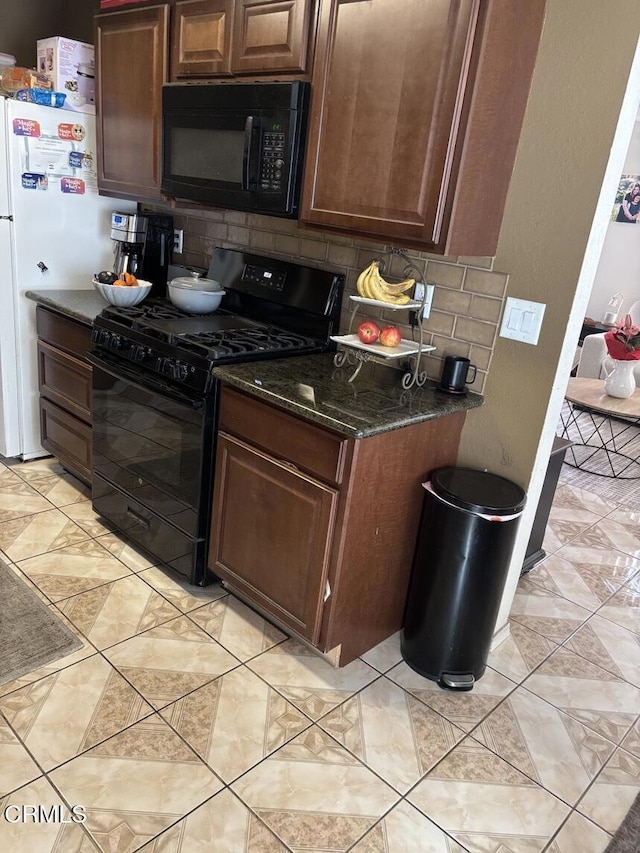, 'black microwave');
161,81,310,218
